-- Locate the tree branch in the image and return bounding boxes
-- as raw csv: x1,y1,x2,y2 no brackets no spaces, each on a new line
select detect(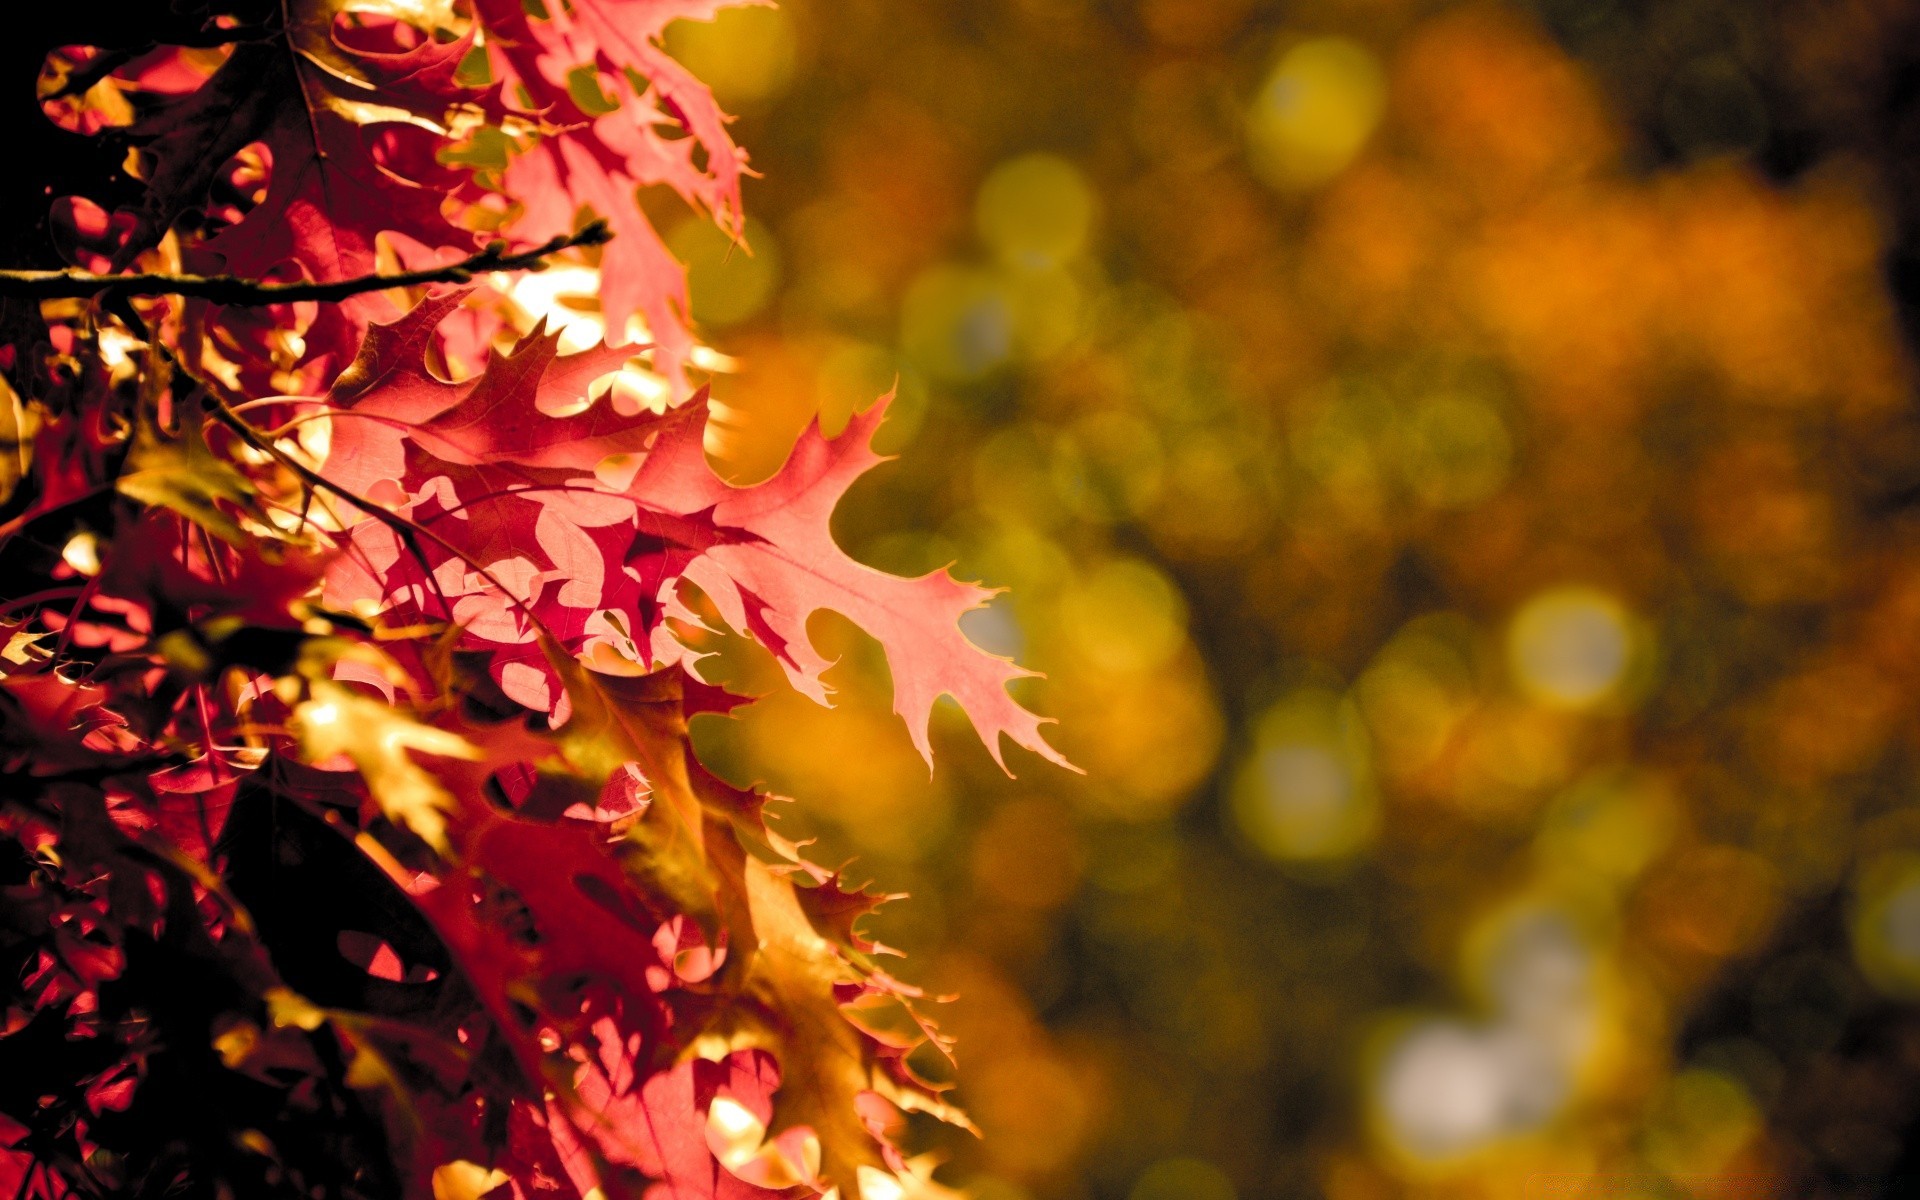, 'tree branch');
200,390,563,646
0,221,612,304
